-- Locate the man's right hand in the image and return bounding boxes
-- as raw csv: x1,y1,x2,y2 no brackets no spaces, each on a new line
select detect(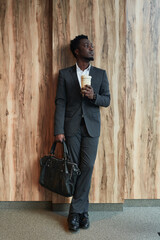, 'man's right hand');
55,134,65,142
